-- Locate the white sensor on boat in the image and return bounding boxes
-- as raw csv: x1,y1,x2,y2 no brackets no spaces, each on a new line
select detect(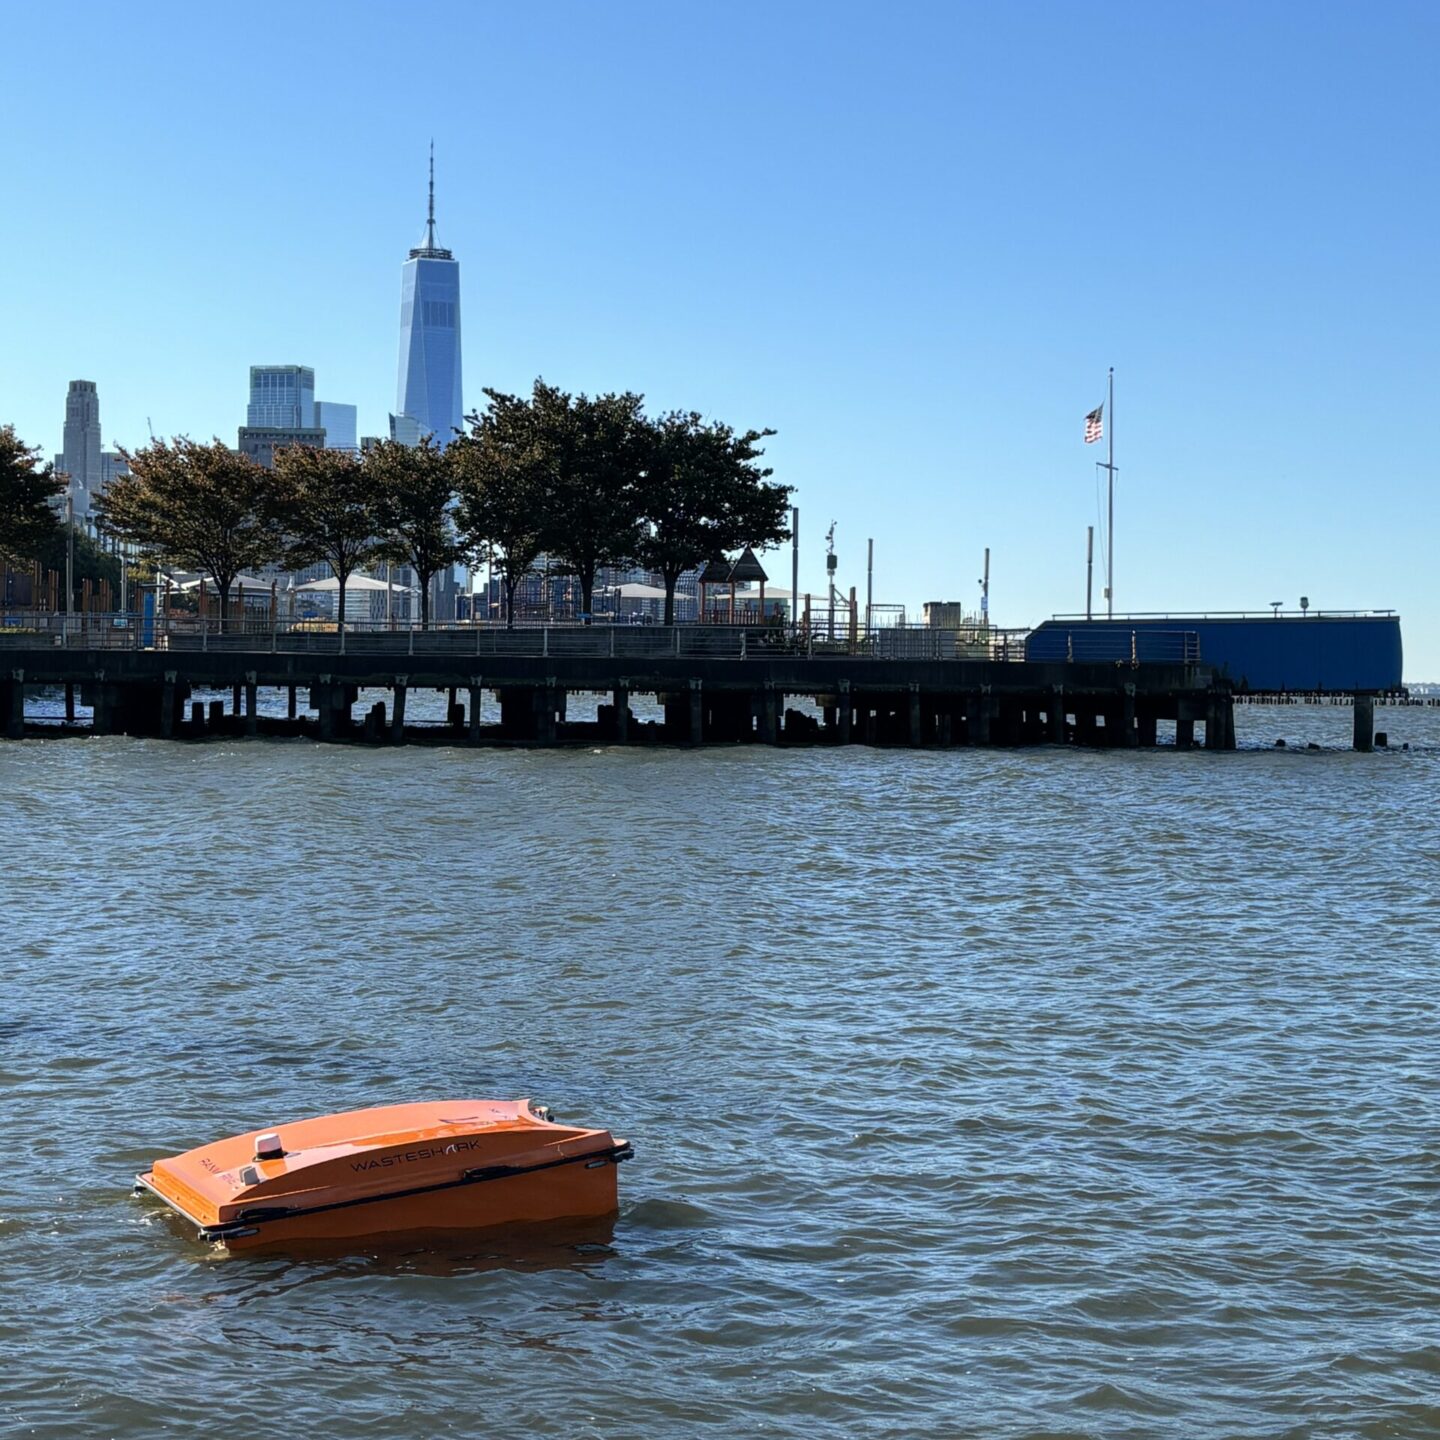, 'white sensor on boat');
255,1132,285,1160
